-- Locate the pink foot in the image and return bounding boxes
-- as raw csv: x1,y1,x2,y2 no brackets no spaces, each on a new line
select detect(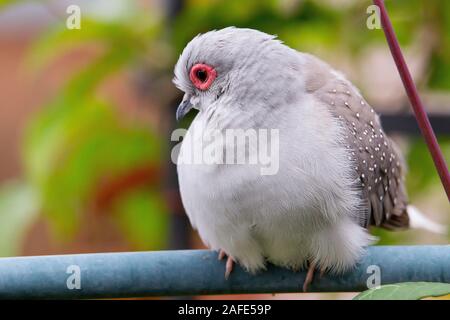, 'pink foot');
218,250,235,279
303,261,317,292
